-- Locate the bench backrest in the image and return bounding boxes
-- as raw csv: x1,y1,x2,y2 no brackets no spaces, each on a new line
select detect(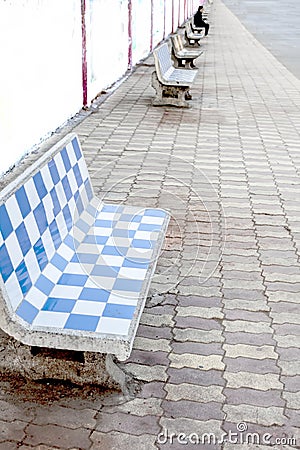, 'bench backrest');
0,134,93,314
171,34,184,53
153,43,173,79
